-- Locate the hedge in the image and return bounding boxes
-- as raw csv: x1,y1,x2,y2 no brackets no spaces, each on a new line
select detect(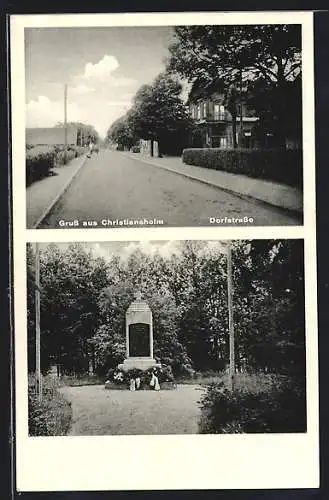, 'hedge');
198,376,306,433
182,148,303,188
56,149,77,165
26,145,87,185
26,146,56,186
28,382,72,436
